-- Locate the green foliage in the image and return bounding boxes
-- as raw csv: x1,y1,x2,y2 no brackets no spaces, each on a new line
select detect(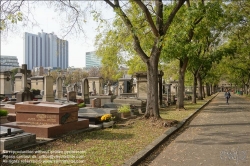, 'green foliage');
0,109,8,116
11,68,19,82
118,105,130,113
78,103,86,108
